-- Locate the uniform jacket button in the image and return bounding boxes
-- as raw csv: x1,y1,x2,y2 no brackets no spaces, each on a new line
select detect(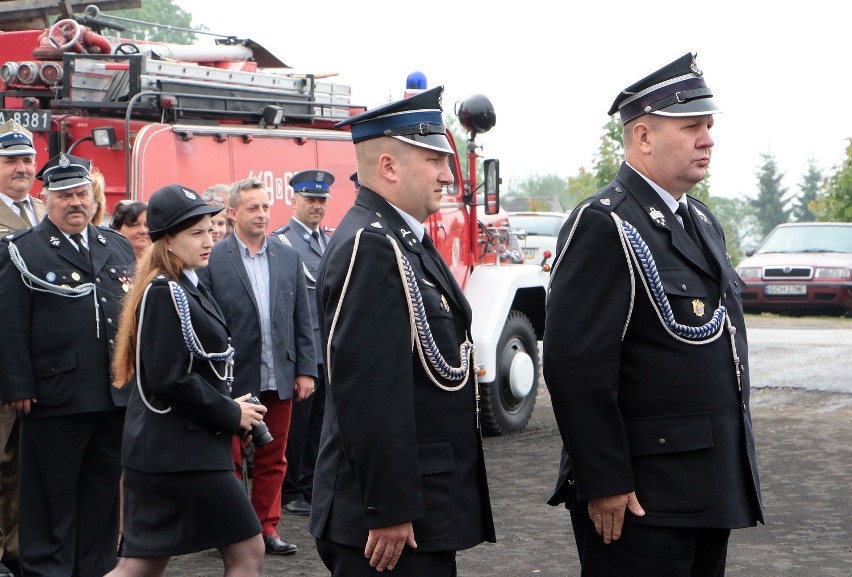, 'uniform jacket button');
658,438,666,446
365,506,377,515
681,284,687,291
